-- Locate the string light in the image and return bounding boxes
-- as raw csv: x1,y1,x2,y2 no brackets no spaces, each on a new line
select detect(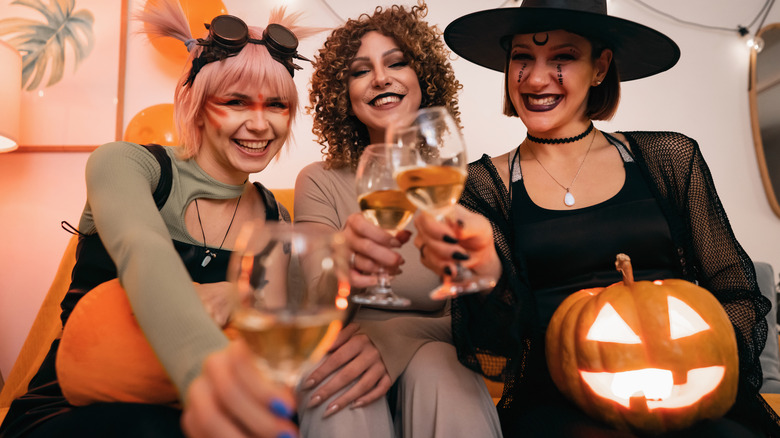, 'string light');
317,0,515,22
314,0,775,52
316,0,344,22
630,0,775,53
747,35,766,52
750,0,775,52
